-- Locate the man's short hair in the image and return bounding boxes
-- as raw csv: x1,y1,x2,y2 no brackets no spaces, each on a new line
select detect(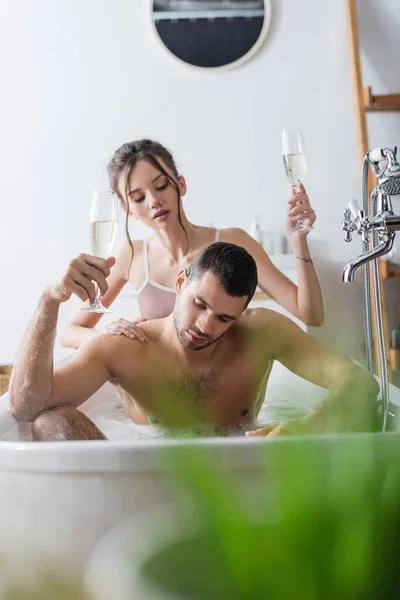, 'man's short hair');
187,242,258,306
